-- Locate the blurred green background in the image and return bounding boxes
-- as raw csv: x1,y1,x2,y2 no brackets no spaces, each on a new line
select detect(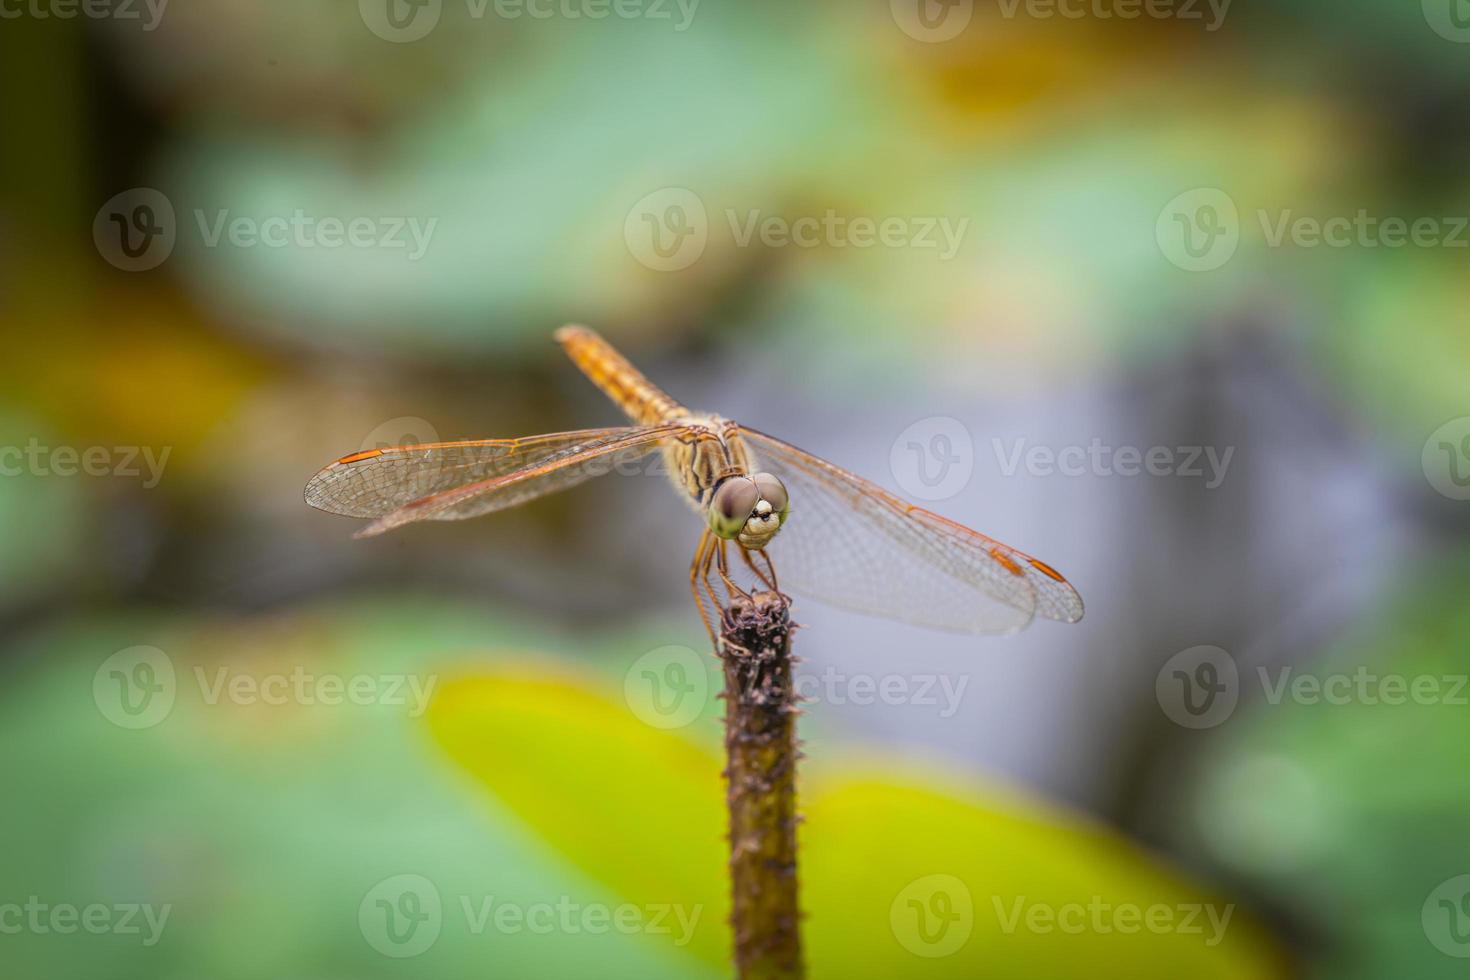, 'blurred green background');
2,1,1469,977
